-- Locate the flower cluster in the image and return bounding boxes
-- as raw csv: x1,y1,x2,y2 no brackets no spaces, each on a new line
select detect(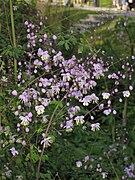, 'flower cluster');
1,16,134,173
124,163,135,179
75,156,108,179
